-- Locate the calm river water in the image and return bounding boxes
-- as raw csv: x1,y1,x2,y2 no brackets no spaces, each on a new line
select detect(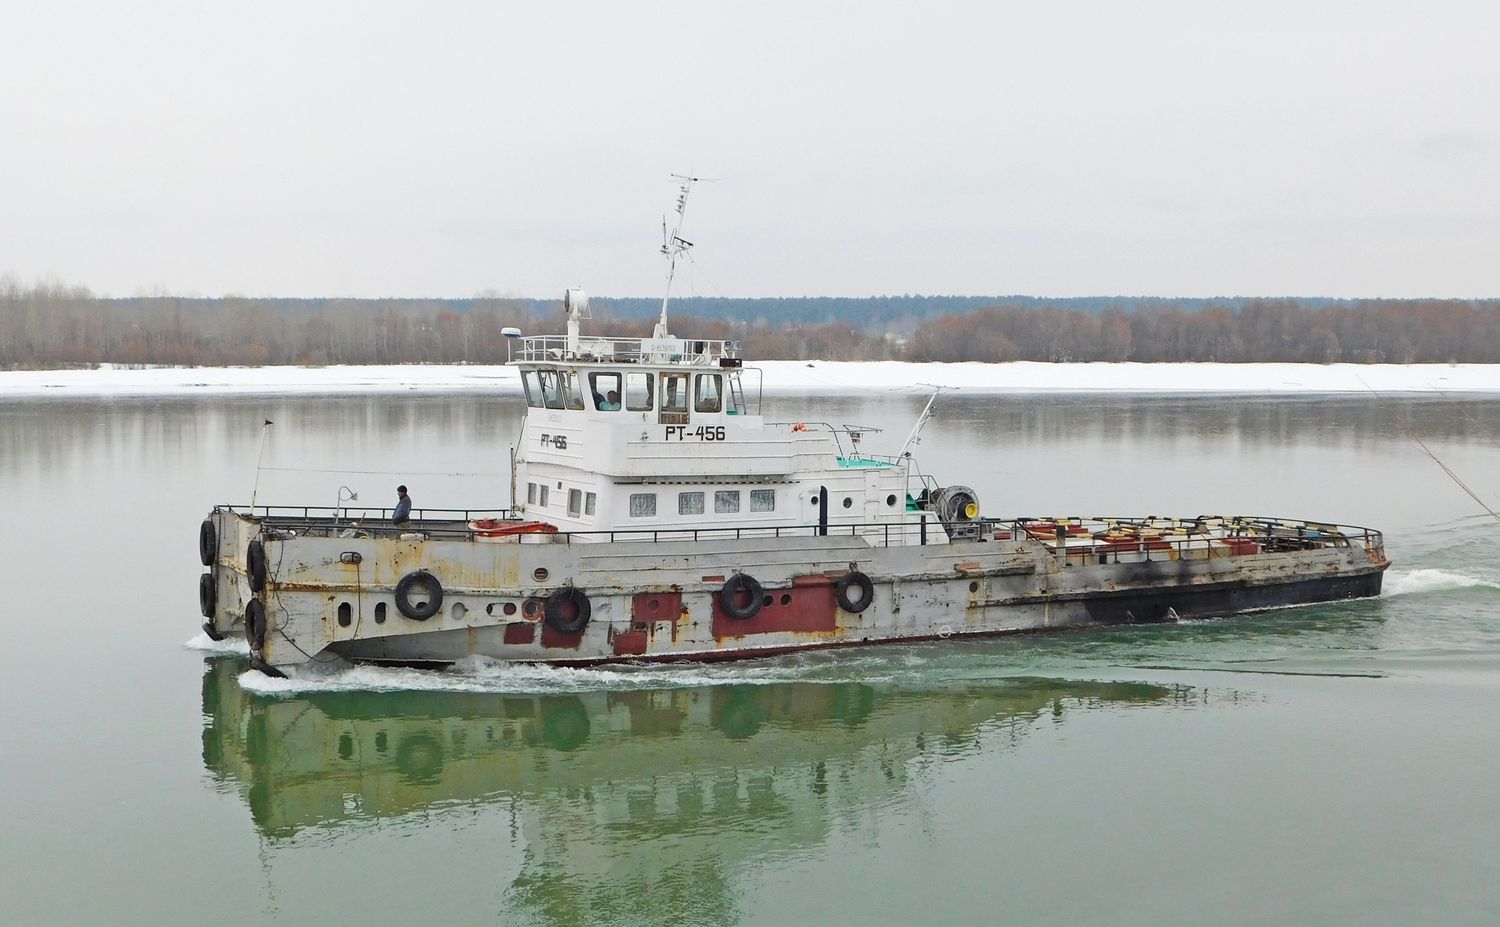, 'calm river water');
3,390,1499,926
